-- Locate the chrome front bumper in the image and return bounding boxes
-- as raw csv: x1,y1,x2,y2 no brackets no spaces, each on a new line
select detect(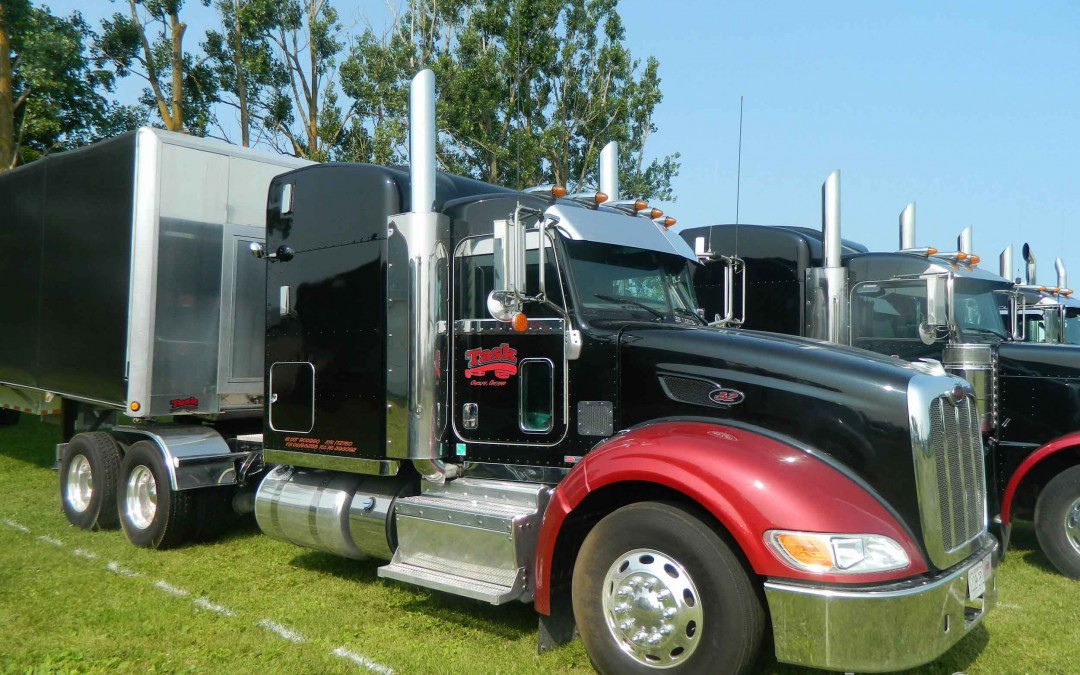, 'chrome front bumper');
764,536,998,673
